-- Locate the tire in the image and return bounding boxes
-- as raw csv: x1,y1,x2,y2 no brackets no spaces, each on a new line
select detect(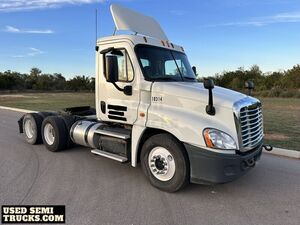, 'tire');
140,133,189,192
38,111,57,119
60,114,76,148
22,113,43,145
60,114,76,131
41,116,68,152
